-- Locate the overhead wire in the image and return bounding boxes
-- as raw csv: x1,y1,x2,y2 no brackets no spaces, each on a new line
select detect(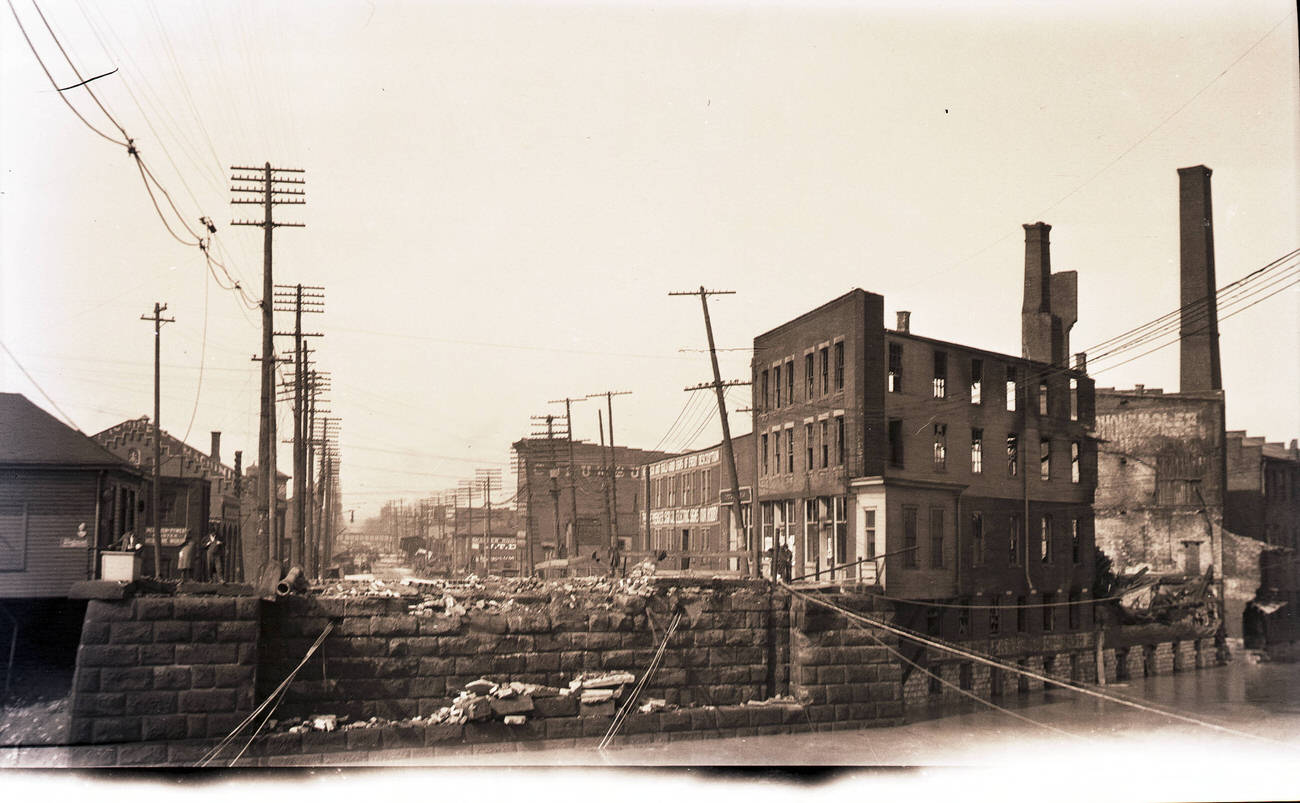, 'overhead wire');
0,341,84,432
